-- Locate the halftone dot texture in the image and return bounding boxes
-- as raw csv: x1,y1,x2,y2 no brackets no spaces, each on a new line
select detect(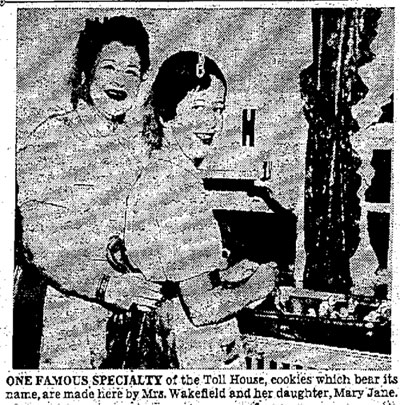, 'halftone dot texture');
16,8,394,369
